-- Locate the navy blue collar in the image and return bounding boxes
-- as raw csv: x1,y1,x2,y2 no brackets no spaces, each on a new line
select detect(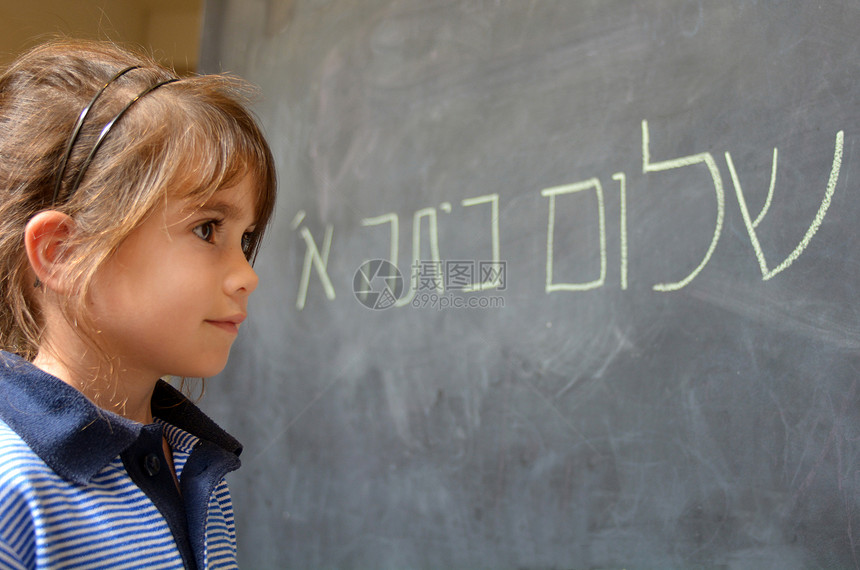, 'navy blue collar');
0,351,242,485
